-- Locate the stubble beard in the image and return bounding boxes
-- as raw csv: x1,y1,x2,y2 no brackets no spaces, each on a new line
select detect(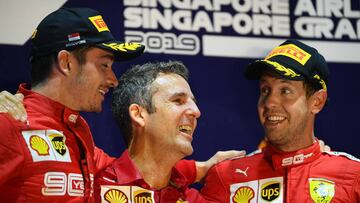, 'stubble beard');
265,115,309,151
